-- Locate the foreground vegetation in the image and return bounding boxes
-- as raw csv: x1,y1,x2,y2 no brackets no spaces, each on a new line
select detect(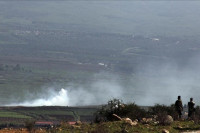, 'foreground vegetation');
56,120,200,133
1,100,200,132
0,120,199,133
